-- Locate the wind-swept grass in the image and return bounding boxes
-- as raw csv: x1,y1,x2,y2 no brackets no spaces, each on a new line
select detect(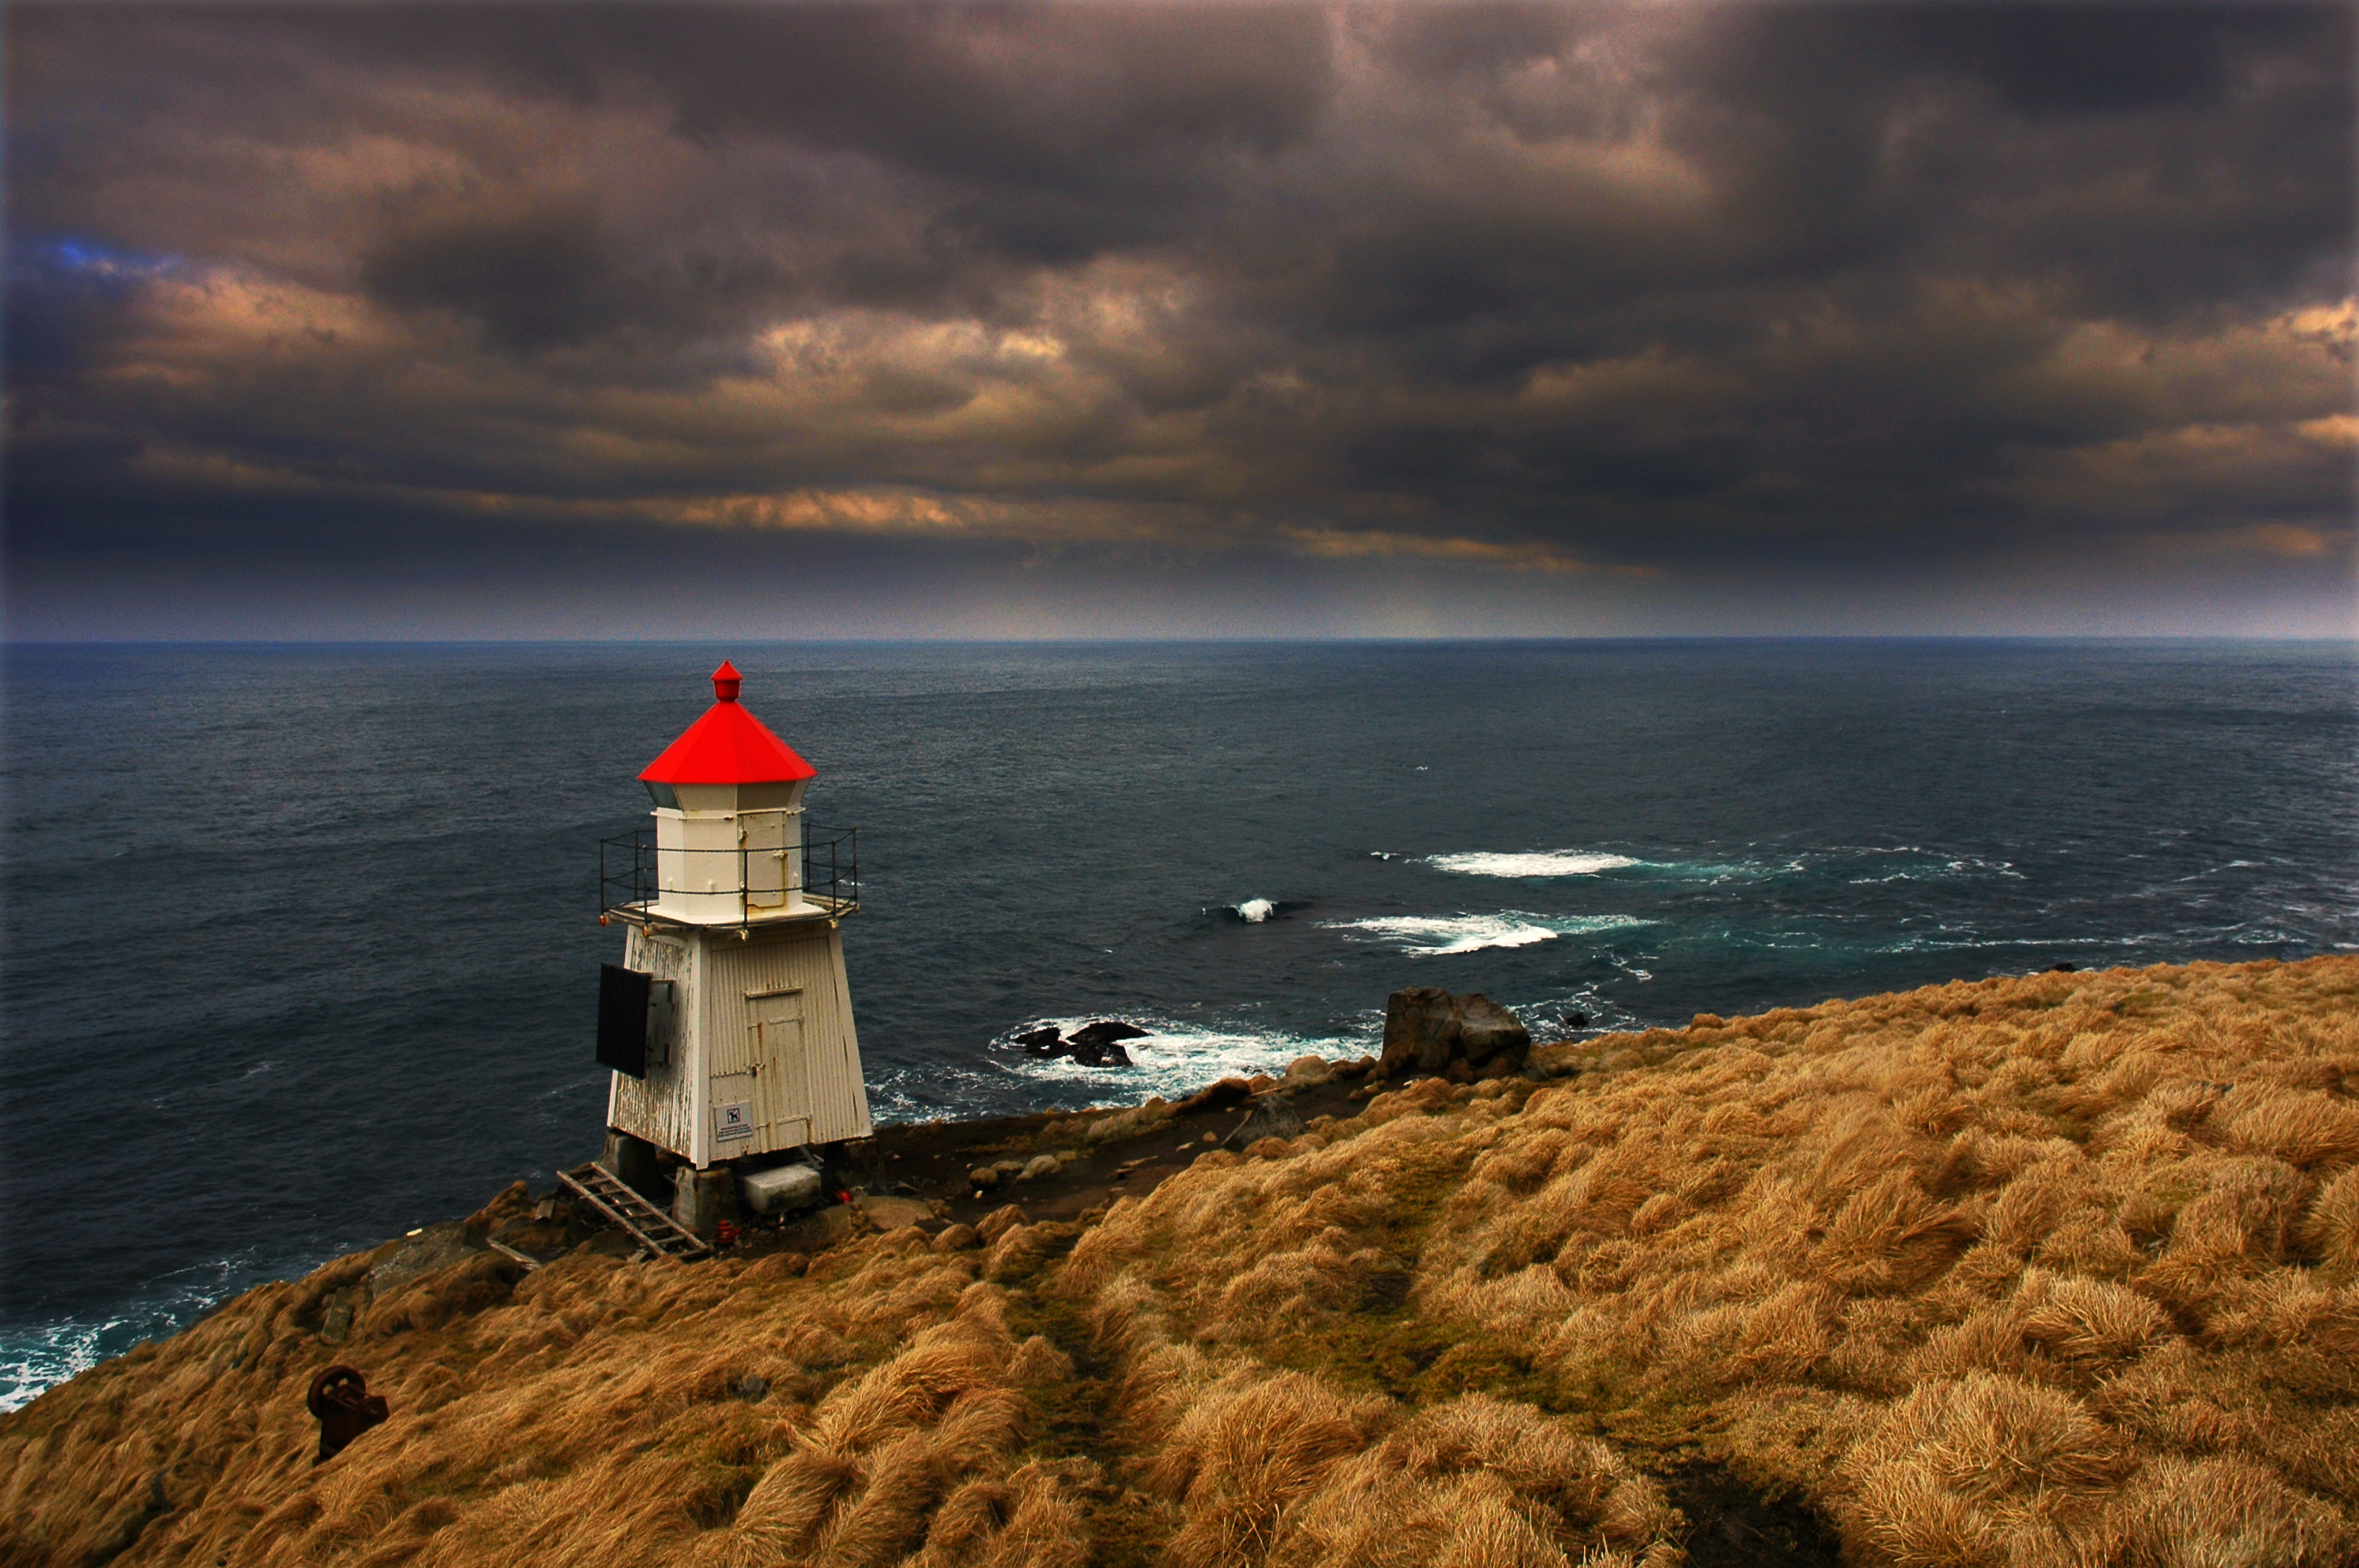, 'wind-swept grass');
5,956,2354,1566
